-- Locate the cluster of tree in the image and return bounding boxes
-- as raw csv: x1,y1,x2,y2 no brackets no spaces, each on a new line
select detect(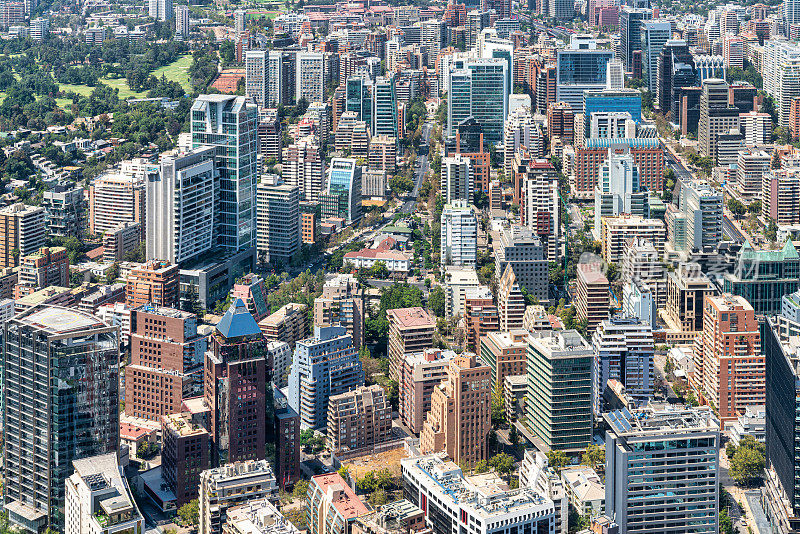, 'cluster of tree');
474,453,516,476
686,151,714,175
189,46,220,92
663,168,675,202
300,429,326,454
726,435,765,486
365,283,424,355
727,198,761,218
177,499,199,526
356,469,396,506
727,61,762,90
